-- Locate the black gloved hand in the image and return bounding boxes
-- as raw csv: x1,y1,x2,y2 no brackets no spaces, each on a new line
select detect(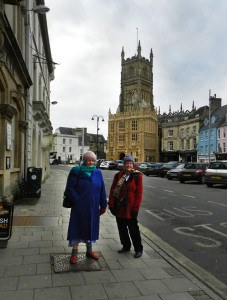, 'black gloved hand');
109,207,116,216
130,210,138,218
